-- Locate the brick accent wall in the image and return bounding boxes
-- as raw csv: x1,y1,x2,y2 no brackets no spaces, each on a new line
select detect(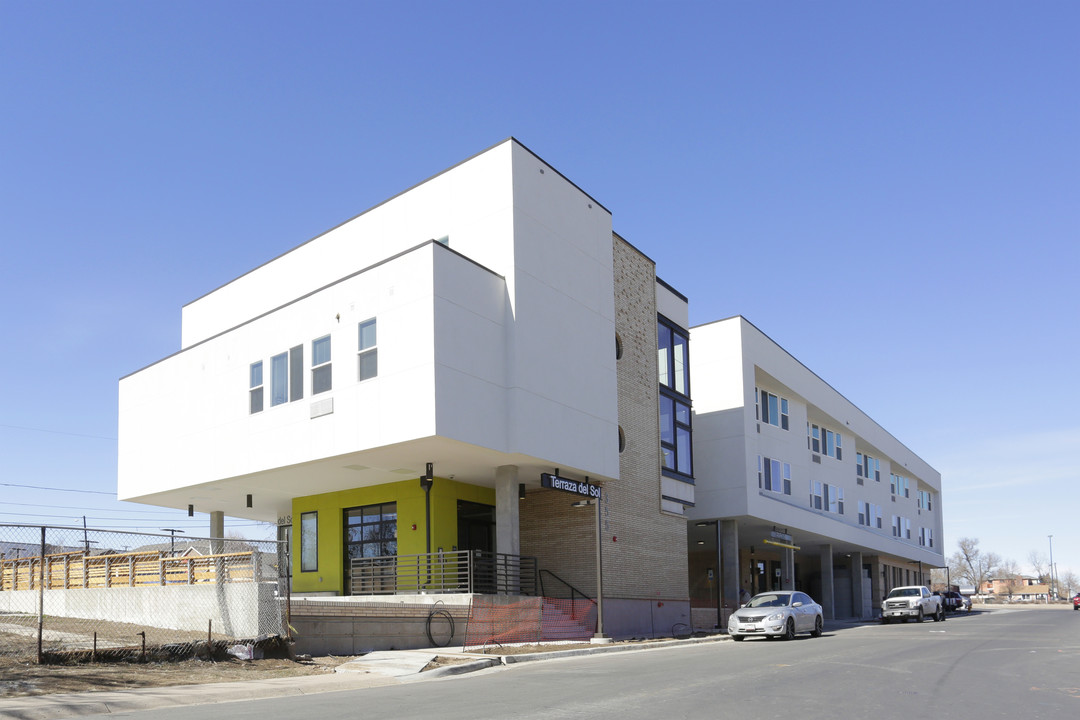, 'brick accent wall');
608,235,688,601
519,235,689,613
